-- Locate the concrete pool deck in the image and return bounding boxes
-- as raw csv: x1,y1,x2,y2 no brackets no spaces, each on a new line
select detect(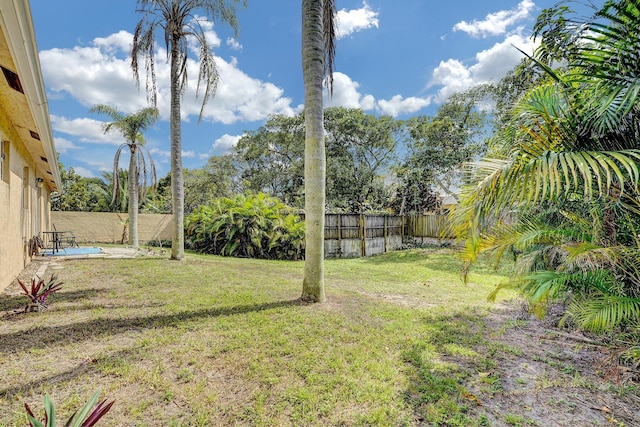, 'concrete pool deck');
4,246,154,296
